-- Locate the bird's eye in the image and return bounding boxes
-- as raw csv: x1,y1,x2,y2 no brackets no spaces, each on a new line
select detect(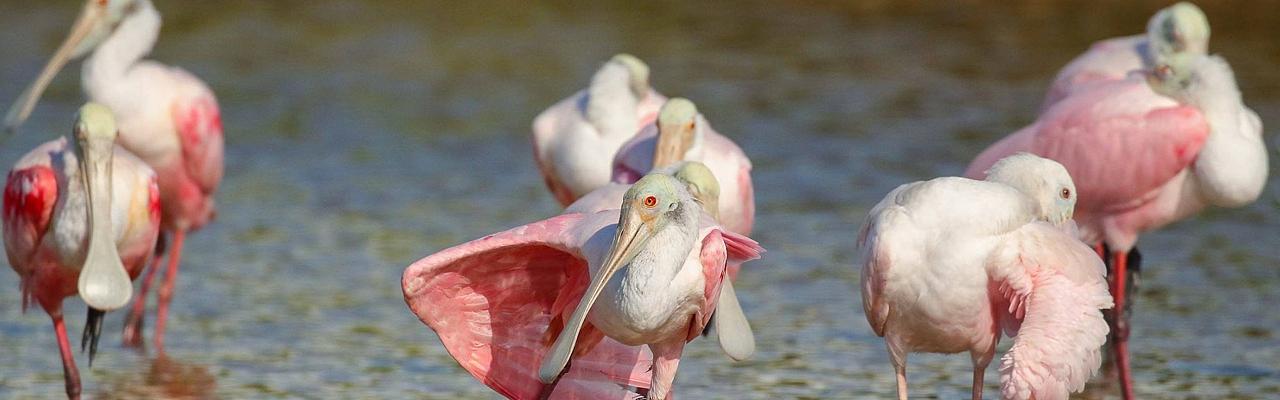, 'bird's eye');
1060,188,1071,199
643,195,657,208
